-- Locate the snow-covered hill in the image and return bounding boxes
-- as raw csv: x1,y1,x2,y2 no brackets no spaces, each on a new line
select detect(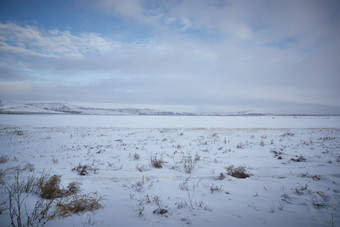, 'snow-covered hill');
2,100,329,116
0,101,188,115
